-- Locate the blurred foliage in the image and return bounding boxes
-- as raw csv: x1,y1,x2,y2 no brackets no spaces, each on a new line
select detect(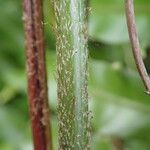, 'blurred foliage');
1,0,150,149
